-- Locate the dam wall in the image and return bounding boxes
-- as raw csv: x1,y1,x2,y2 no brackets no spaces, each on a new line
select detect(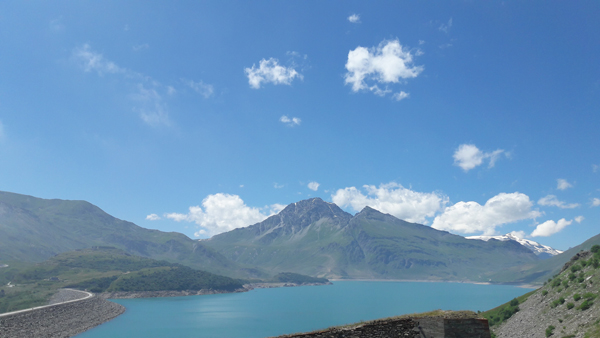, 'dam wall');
0,293,124,338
